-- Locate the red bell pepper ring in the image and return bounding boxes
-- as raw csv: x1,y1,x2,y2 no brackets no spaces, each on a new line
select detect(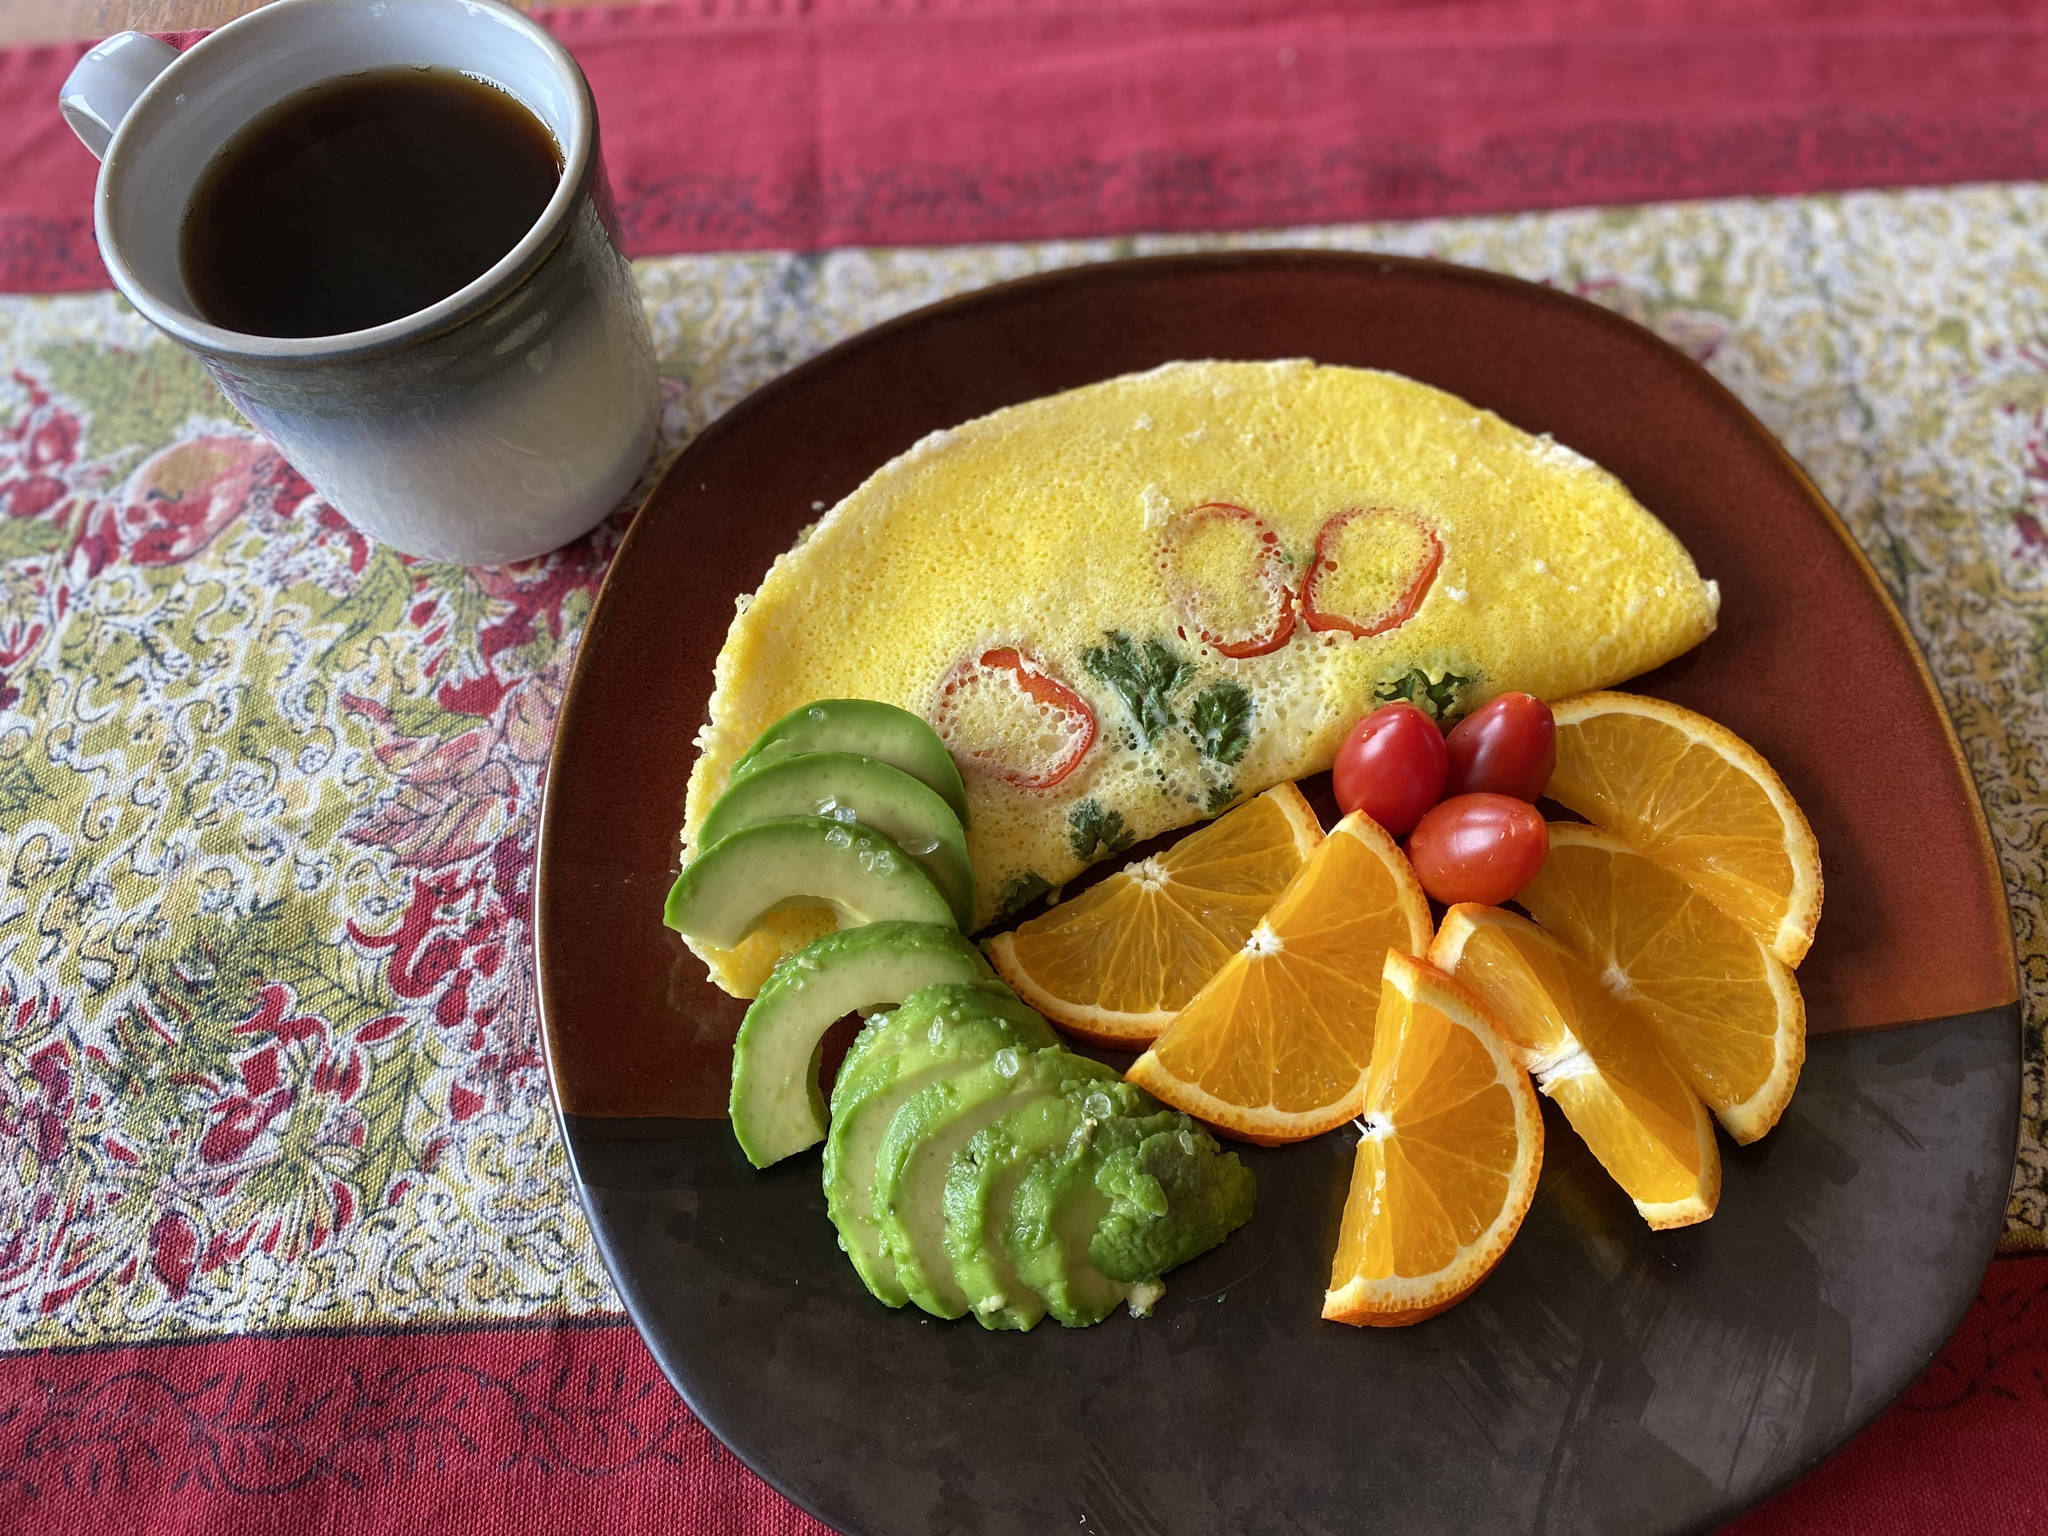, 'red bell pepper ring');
1157,502,1298,659
932,646,1097,790
1300,508,1444,639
